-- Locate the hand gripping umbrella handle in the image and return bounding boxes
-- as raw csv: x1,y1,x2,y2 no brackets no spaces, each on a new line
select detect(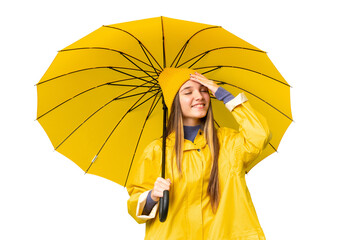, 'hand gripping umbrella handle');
159,190,169,222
